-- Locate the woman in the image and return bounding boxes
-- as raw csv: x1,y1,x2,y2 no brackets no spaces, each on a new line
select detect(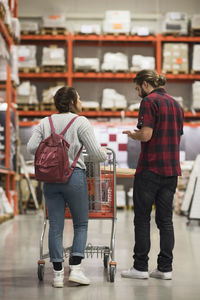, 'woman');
27,86,107,287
